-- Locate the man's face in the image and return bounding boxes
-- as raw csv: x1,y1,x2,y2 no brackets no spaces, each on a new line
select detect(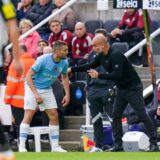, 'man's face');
75,25,86,38
55,0,65,7
57,45,68,59
21,0,33,7
126,9,136,16
38,42,48,53
39,0,49,6
92,41,104,54
49,22,61,34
